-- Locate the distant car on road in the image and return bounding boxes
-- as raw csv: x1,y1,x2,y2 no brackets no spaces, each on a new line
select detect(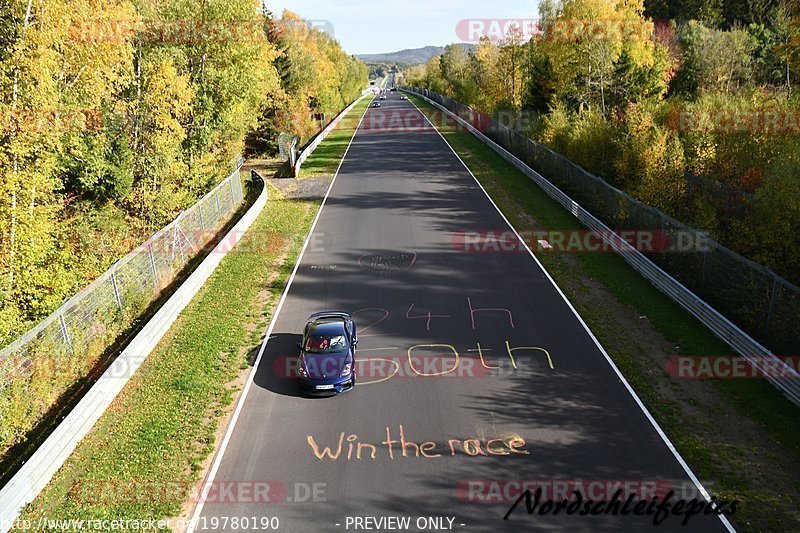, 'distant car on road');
296,312,357,395
372,102,381,107
390,87,398,92
400,95,407,100
379,95,386,100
